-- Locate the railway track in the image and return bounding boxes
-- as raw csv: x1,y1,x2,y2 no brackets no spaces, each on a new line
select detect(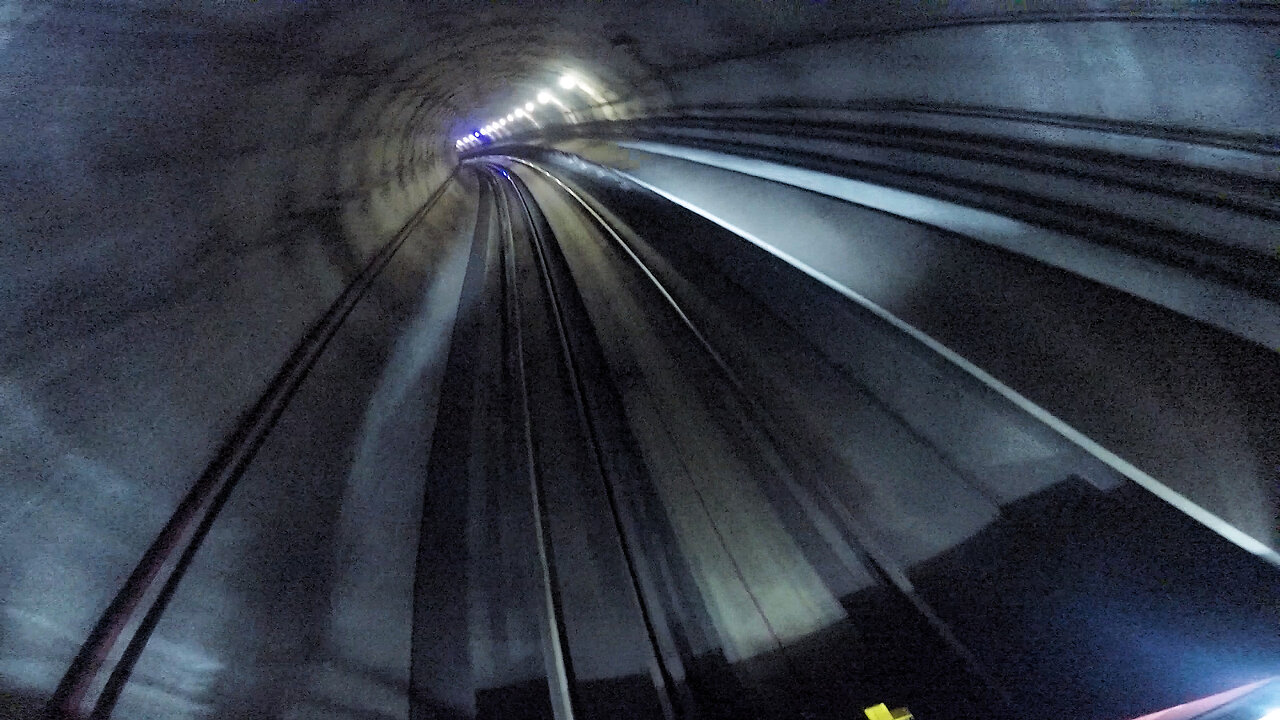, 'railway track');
406,156,1280,719
48,146,1280,720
